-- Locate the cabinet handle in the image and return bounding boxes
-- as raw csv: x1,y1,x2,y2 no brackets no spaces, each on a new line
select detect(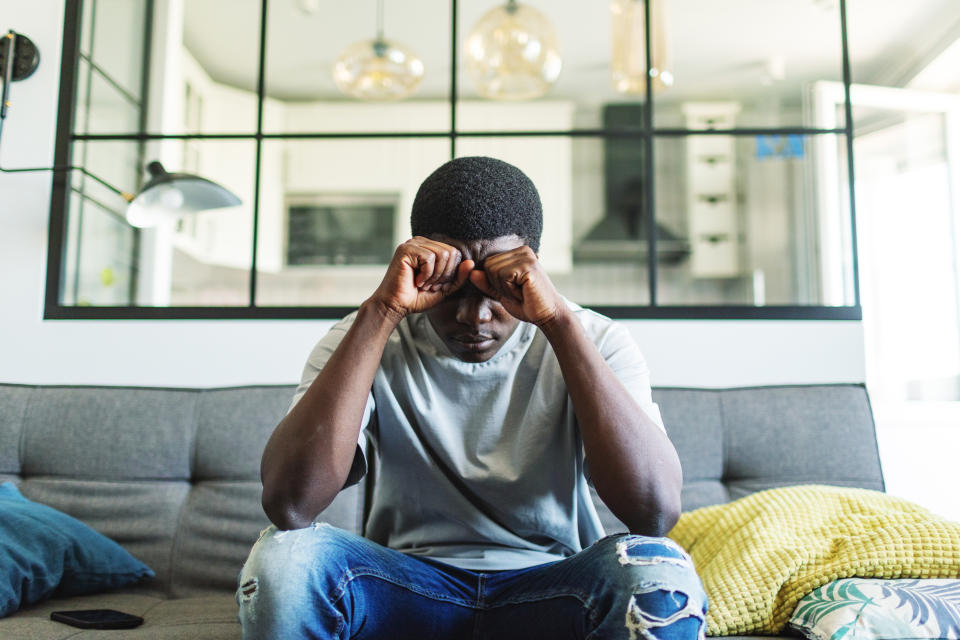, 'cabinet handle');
700,234,730,244
697,194,729,204
698,154,729,165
